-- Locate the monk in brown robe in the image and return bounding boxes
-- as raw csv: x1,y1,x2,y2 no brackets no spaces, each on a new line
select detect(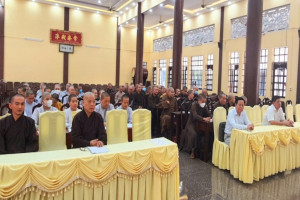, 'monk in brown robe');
159,87,178,140
180,95,211,158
